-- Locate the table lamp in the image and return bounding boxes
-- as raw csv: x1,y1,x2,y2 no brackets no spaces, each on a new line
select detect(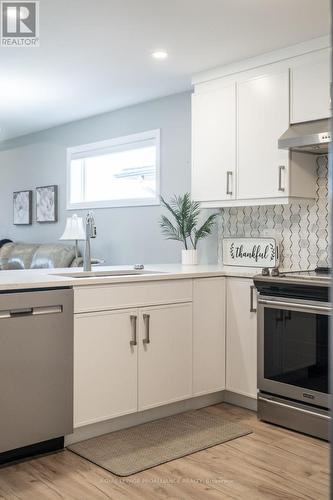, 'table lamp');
60,214,86,264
